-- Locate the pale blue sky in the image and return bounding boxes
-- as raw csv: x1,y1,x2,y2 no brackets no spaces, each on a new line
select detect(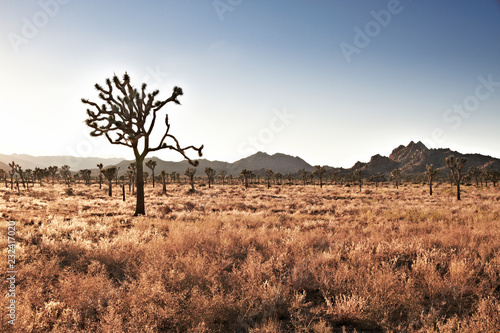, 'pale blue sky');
1,0,499,167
